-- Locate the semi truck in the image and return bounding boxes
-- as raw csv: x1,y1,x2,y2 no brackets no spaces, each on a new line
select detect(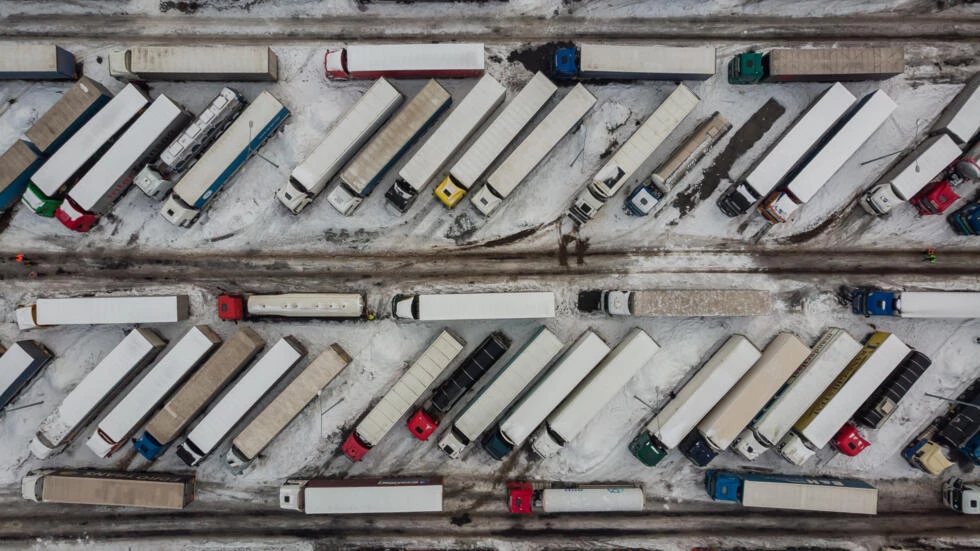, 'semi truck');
483,331,611,460
717,83,856,216
508,482,644,514
342,330,465,461
0,141,44,214
733,328,862,461
680,333,811,466
217,293,366,320
851,289,980,318
568,84,699,224
471,84,596,216
761,89,897,223
579,289,771,317
437,327,563,459
0,44,75,80
776,332,911,465
854,351,931,429
176,336,306,466
25,76,112,156
387,74,505,212
85,326,221,458
22,470,194,510
530,328,660,458
911,140,980,215
929,72,980,144
407,332,511,440
0,341,54,413
705,470,877,515
56,94,192,232
227,344,351,472
625,112,732,216
392,292,555,321
951,201,980,235
860,134,962,215
30,328,167,459
280,477,443,514
109,46,278,81
552,44,716,81
435,72,557,208
134,328,266,460
943,478,980,514
629,335,761,466
935,379,980,450
327,80,451,216
16,295,191,331
277,78,403,214
728,47,904,84
324,43,484,80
